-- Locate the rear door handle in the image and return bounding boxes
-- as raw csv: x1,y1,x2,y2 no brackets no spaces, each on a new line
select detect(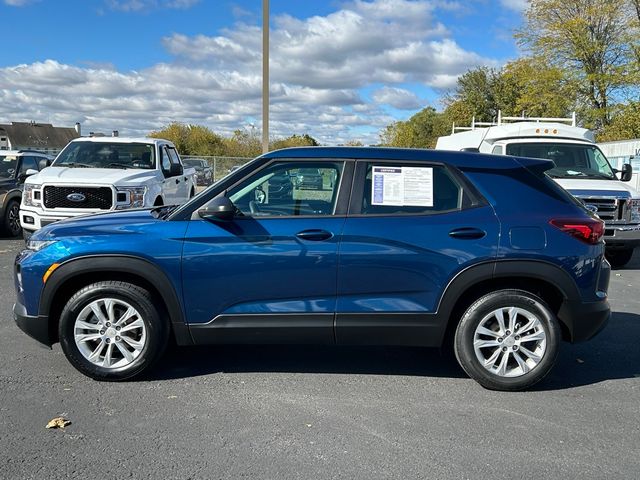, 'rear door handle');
295,229,333,241
449,227,486,240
